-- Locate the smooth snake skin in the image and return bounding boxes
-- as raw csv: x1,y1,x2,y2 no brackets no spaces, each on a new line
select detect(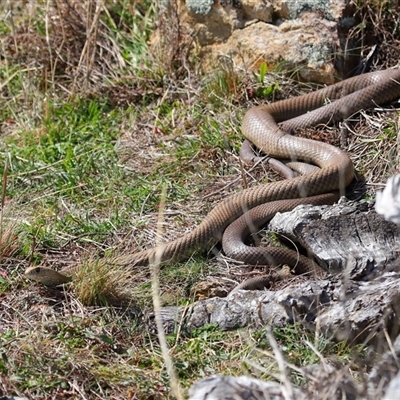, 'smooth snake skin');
24,69,400,286
125,69,400,269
